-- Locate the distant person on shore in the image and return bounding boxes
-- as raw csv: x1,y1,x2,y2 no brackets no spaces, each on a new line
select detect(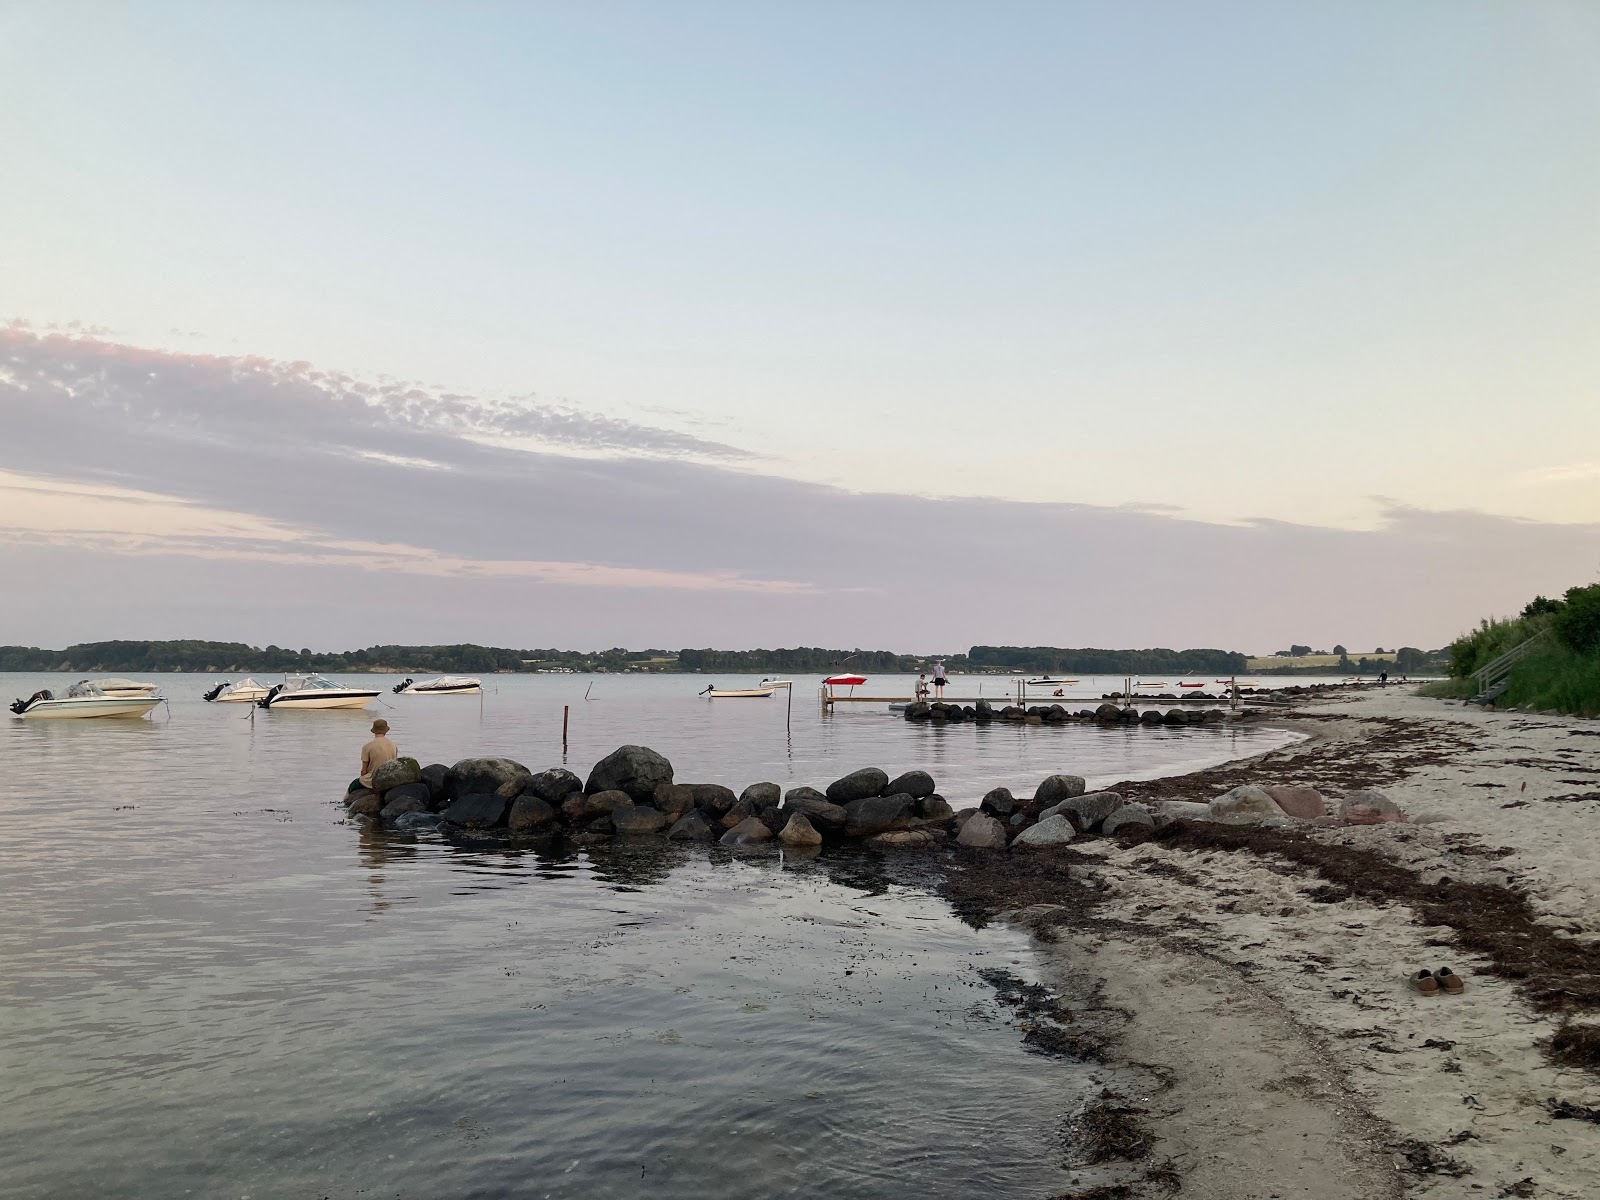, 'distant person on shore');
1380,671,1388,686
356,718,398,791
915,674,930,700
932,660,947,698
